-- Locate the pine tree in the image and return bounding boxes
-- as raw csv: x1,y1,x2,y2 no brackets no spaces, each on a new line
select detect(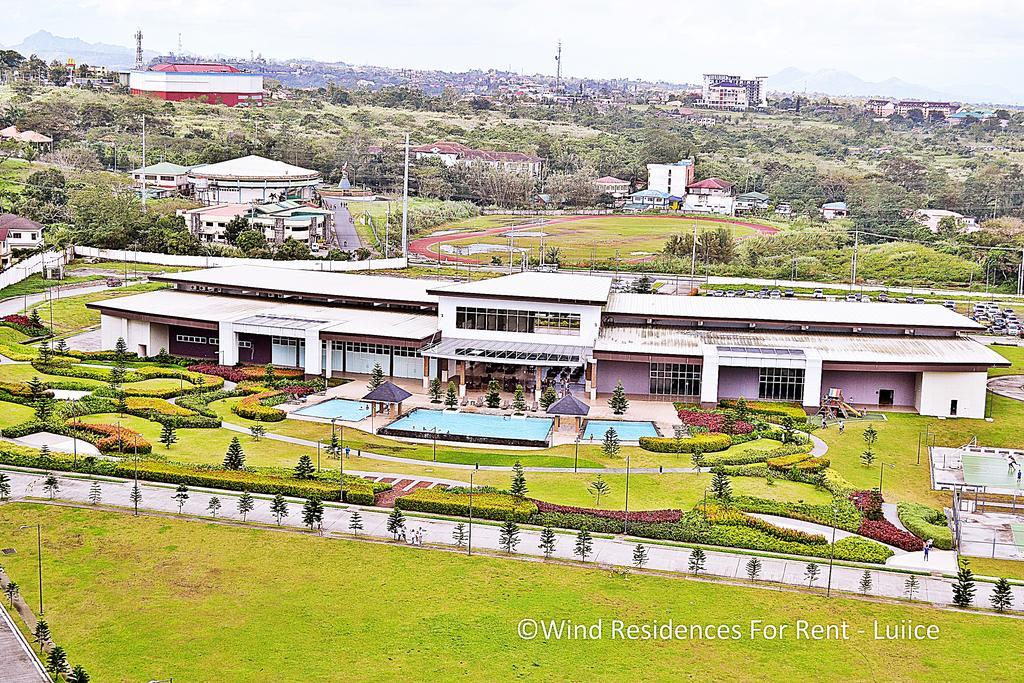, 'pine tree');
46,646,68,677
263,363,276,386
294,454,316,479
540,385,557,410
250,423,266,442
601,427,620,459
33,619,50,651
37,339,51,365
86,480,101,505
991,577,1013,613
348,510,364,536
710,469,732,503
485,379,501,408
428,377,443,403
270,493,289,525
325,431,342,458
444,381,459,409
453,522,468,548
499,519,521,554
0,472,11,501
35,396,54,422
387,507,406,539
632,543,649,569
67,664,91,683
746,556,762,581
159,421,178,449
172,484,189,513
904,575,920,600
368,362,385,391
223,436,246,470
207,496,222,517
805,562,821,587
27,376,46,401
574,527,593,562
859,570,873,594
129,482,142,516
113,336,129,366
588,475,611,507
28,307,43,330
539,526,557,558
3,581,18,607
509,460,528,498
302,497,325,532
952,559,976,608
43,473,60,499
608,380,629,415
688,547,706,574
512,384,527,413
54,339,69,356
237,491,255,521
